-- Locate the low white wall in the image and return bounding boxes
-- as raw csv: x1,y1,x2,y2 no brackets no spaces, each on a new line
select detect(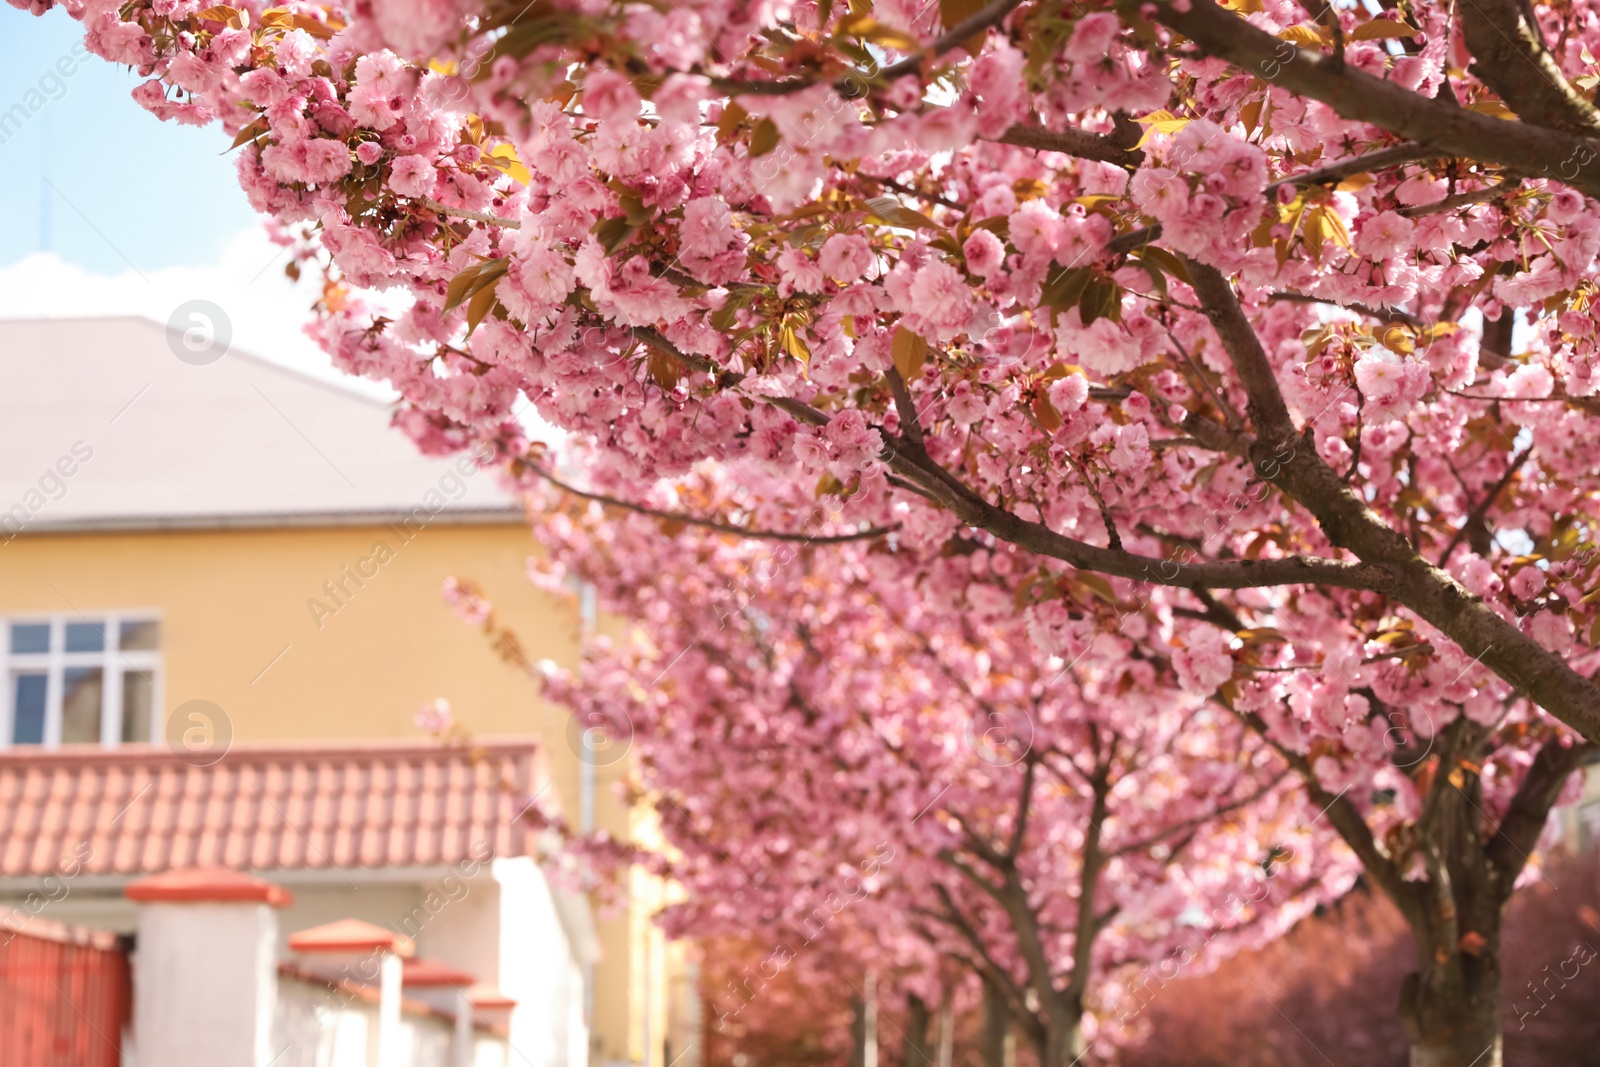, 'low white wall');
274,971,500,1067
